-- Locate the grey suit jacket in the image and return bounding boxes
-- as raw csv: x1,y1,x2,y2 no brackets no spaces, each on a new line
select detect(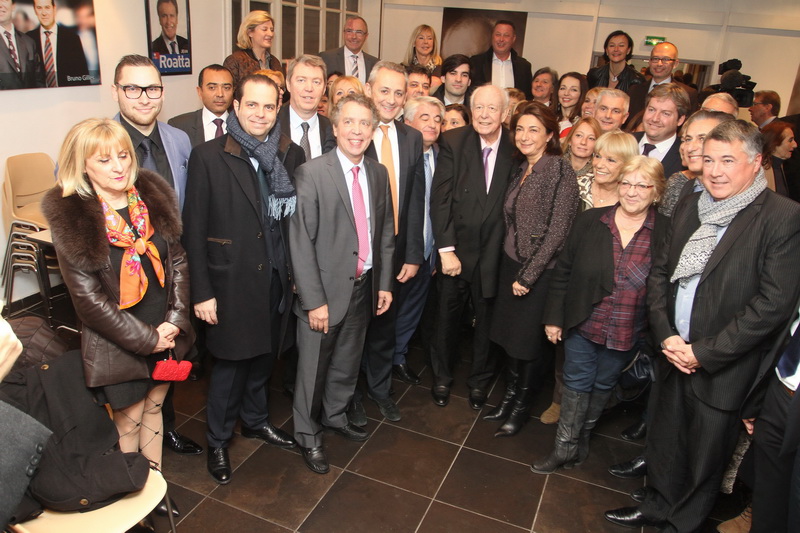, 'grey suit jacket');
648,186,800,411
318,46,378,81
168,109,205,148
114,113,192,209
0,28,44,90
290,150,395,326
